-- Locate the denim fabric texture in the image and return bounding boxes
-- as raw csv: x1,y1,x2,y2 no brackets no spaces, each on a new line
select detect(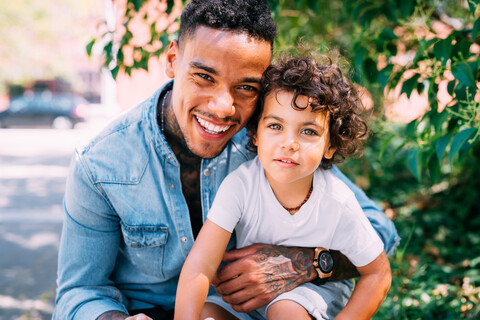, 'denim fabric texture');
53,81,399,320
